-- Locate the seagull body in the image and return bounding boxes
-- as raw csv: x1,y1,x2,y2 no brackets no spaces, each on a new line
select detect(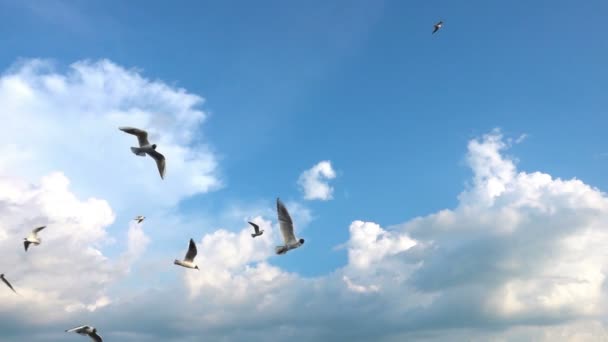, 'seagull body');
134,215,145,224
249,221,264,238
0,274,16,294
24,225,46,251
119,127,166,179
66,325,103,342
275,198,305,255
174,238,199,270
432,20,443,34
